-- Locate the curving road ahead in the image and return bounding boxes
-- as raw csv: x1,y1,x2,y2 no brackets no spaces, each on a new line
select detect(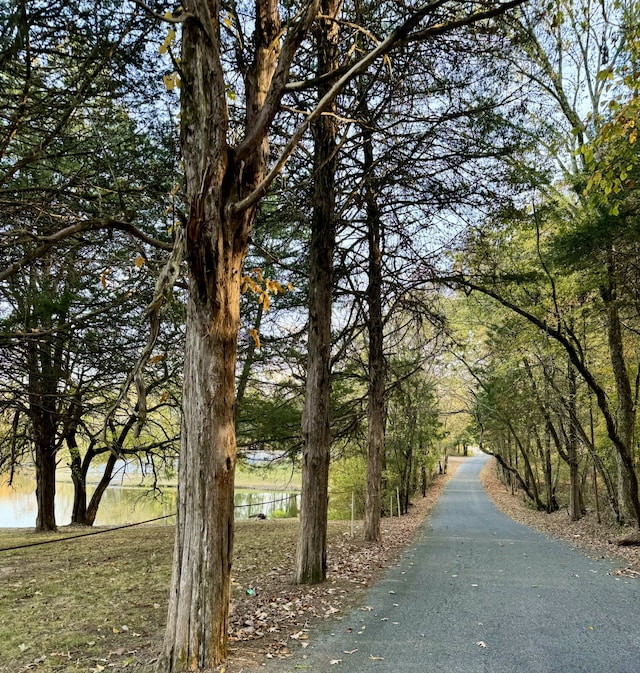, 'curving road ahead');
268,453,640,672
